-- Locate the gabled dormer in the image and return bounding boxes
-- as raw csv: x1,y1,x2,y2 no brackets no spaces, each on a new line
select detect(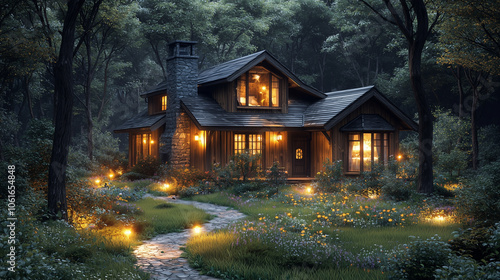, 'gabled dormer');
197,50,325,114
